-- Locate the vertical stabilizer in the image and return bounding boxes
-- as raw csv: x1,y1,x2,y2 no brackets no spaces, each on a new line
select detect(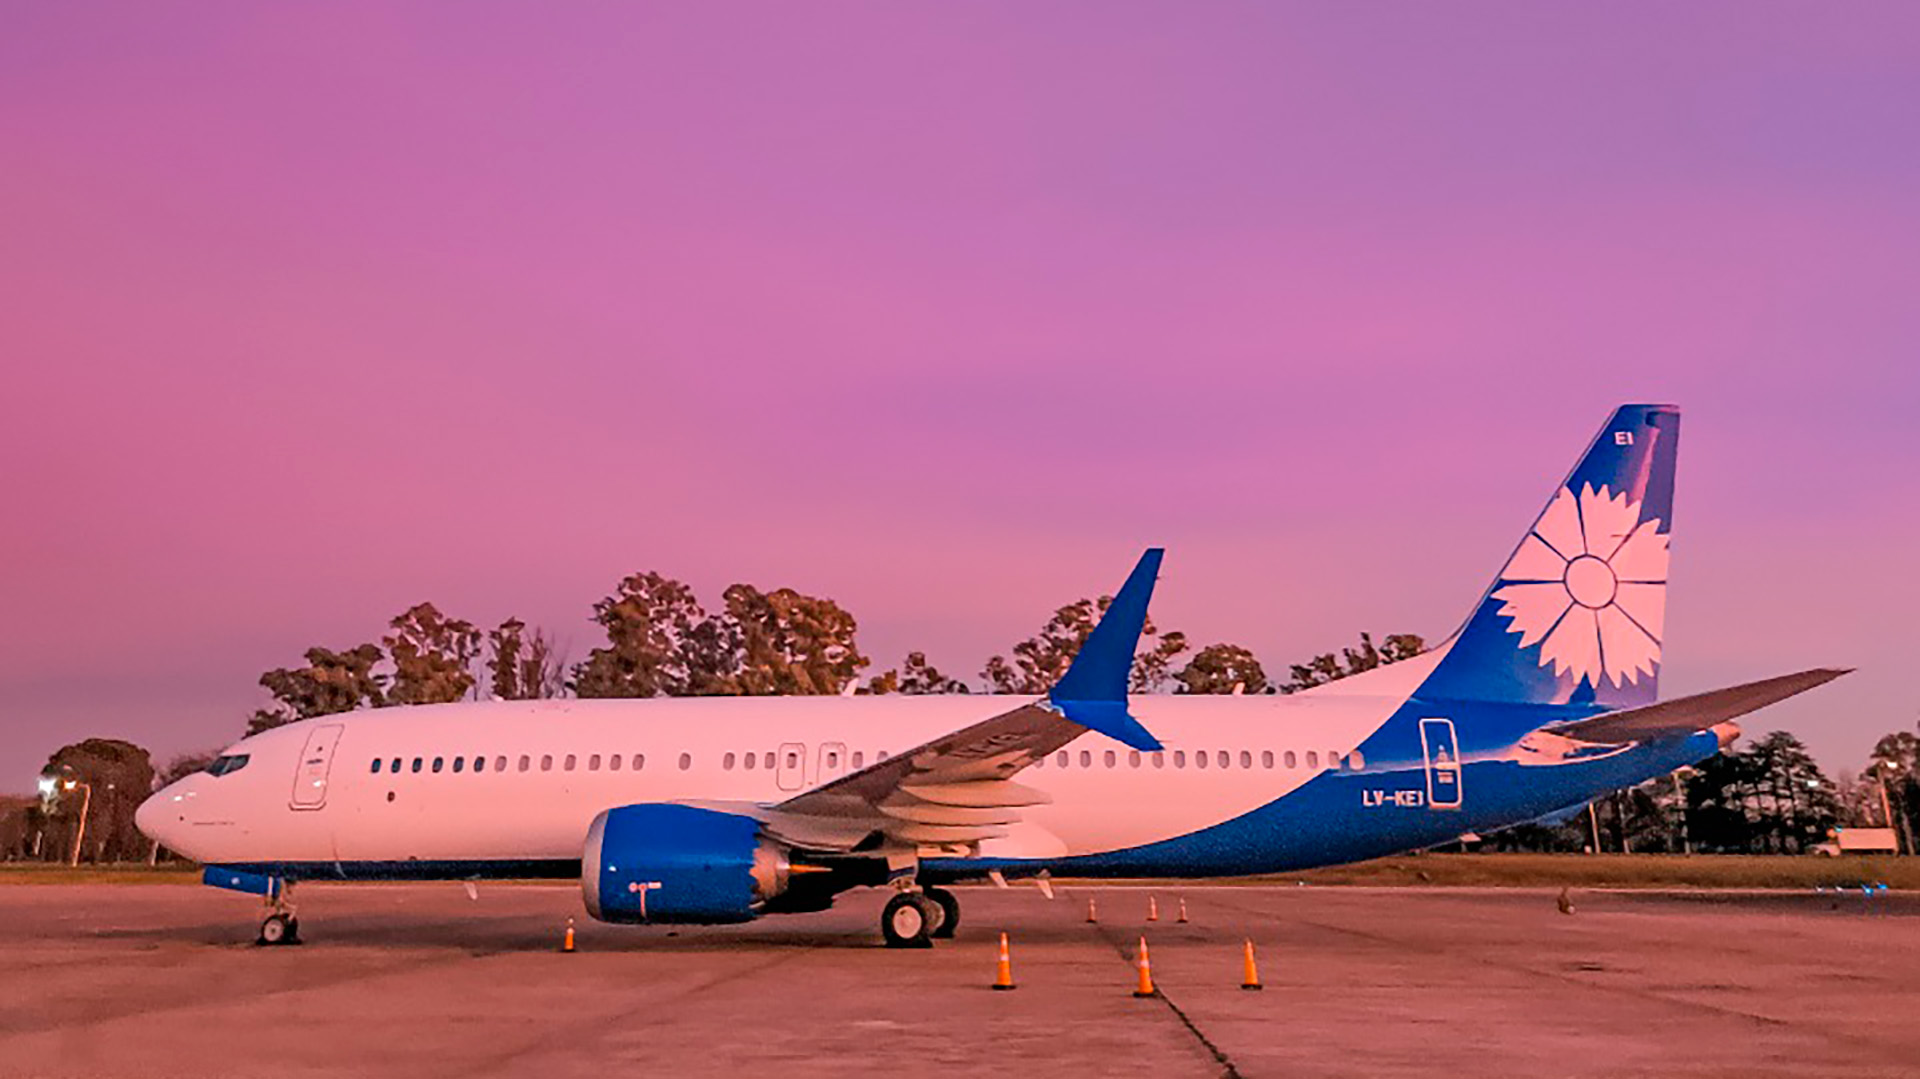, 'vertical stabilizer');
1418,405,1680,709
